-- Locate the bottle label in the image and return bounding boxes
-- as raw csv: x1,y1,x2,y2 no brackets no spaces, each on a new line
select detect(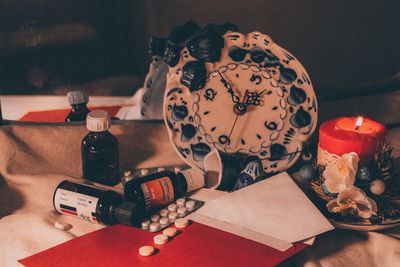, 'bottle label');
54,188,99,223
141,176,175,210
